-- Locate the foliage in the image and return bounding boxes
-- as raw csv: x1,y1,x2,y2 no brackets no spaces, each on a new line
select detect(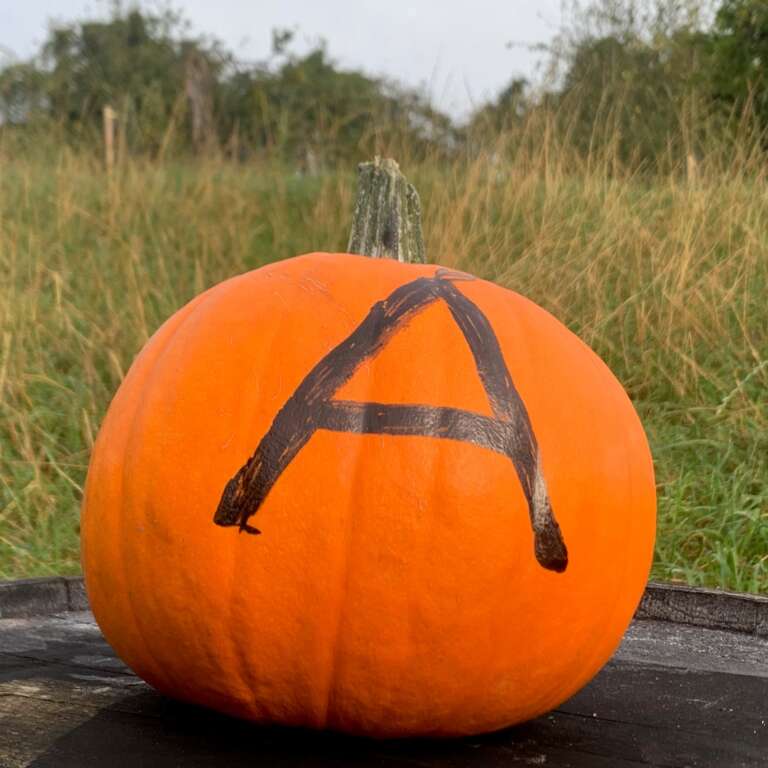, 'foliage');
466,78,530,138
0,62,48,124
216,35,457,165
472,1,768,168
0,0,767,593
4,1,768,165
710,0,768,128
555,29,713,165
0,10,456,162
472,2,721,167
1,121,767,590
3,9,218,152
